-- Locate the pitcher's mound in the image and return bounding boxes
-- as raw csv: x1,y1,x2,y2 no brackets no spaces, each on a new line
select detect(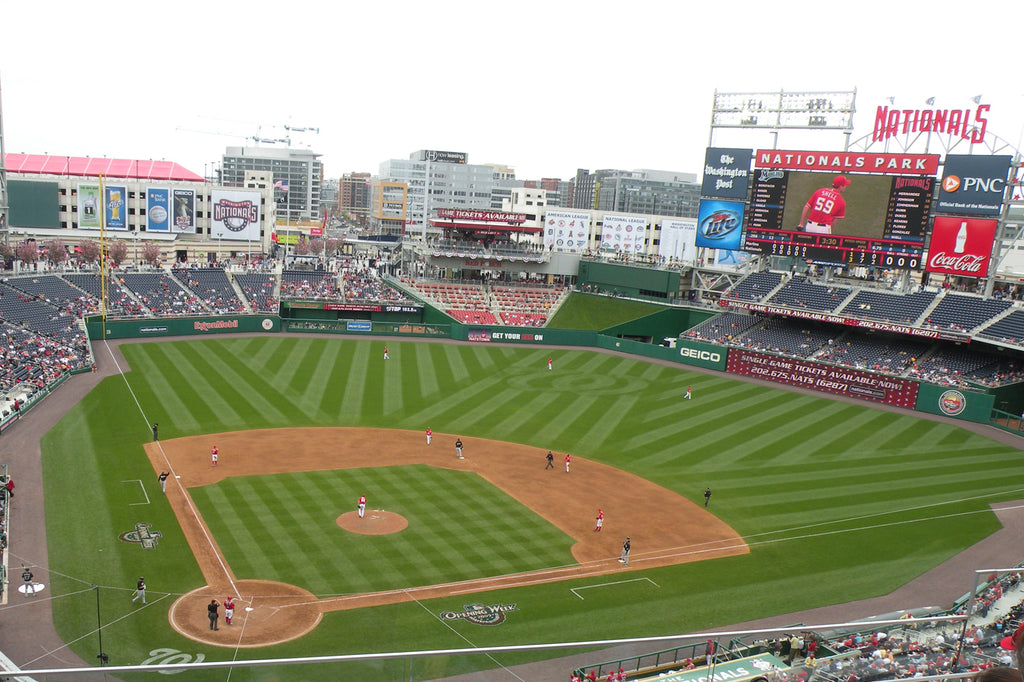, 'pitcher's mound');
170,580,321,647
337,510,408,535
